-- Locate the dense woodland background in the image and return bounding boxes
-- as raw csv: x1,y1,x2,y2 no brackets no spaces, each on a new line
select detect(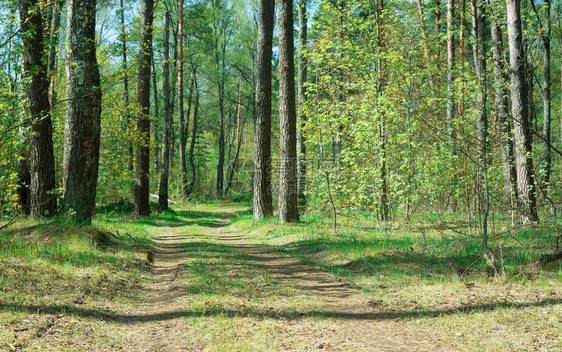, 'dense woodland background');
1,0,562,263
